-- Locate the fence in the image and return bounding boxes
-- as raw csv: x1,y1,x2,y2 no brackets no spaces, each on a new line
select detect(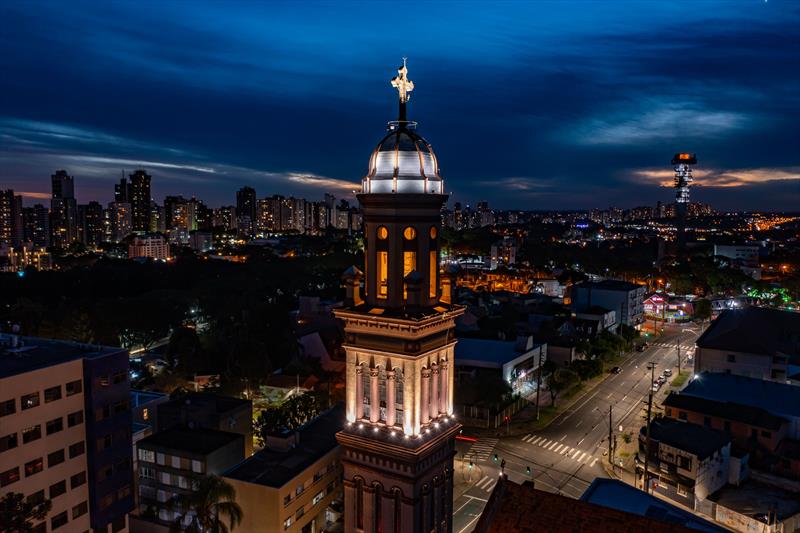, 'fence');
458,396,529,429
